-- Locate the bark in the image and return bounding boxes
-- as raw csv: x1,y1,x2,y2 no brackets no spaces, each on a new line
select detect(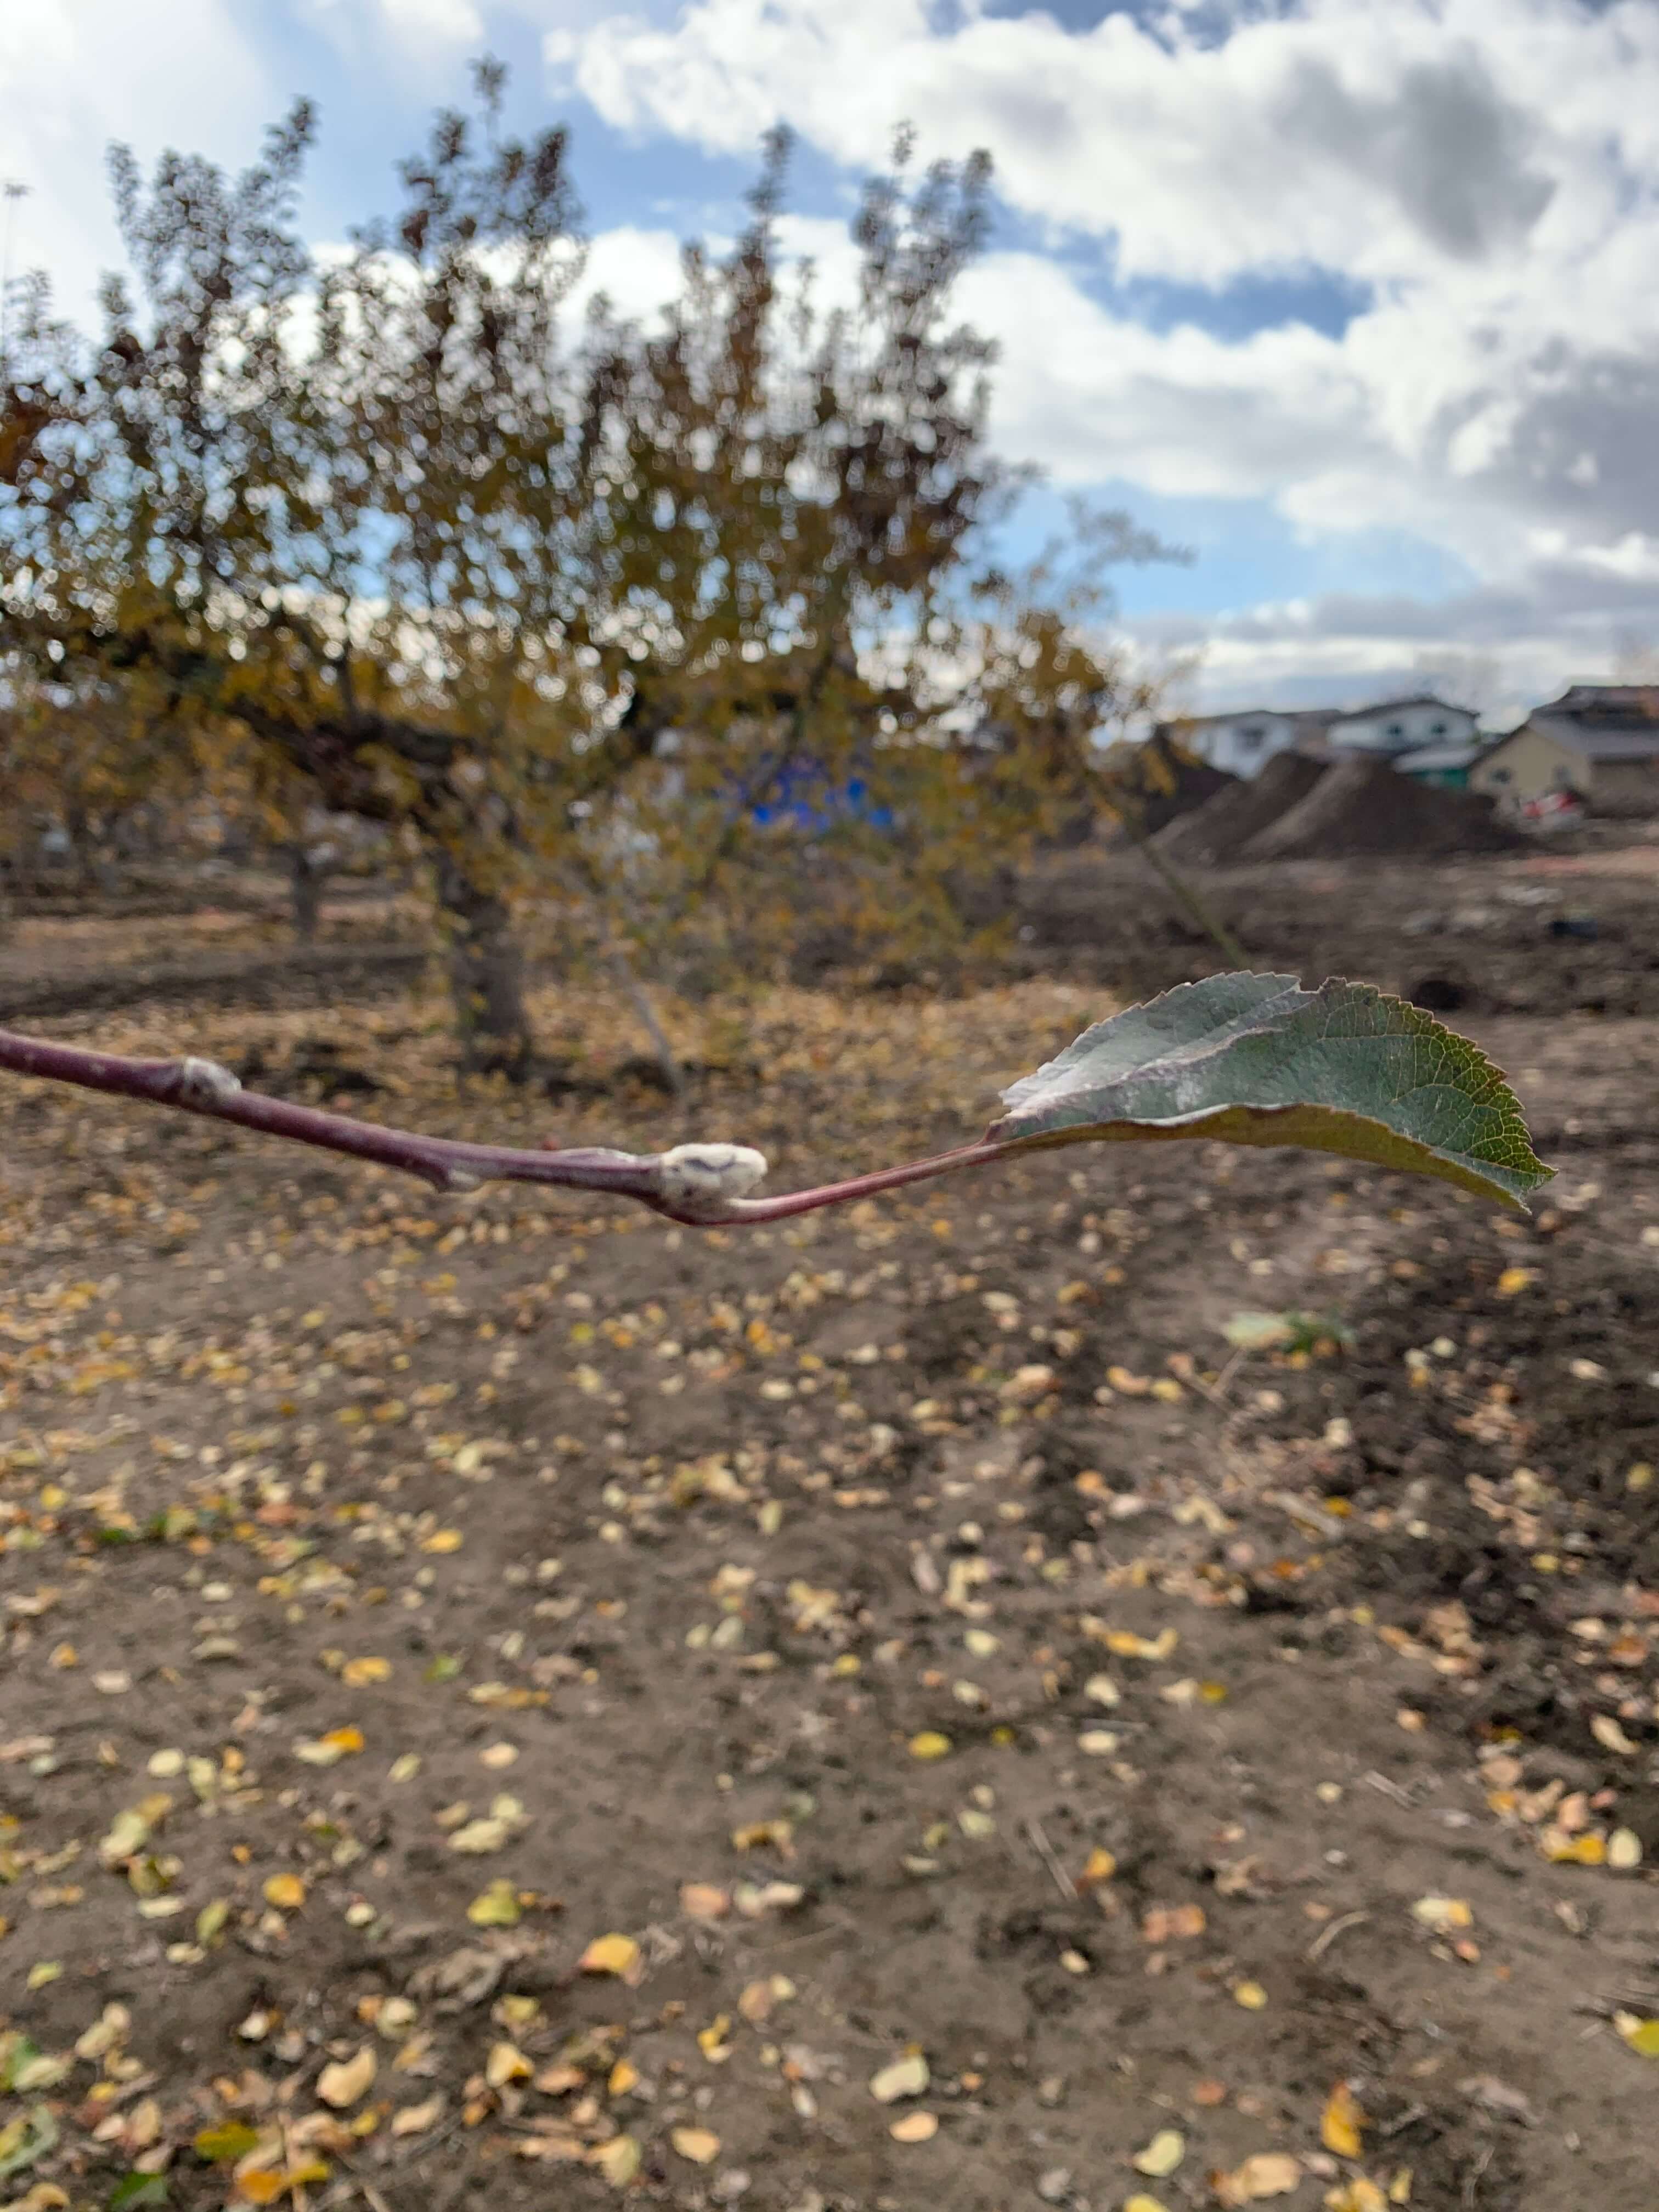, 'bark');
288,843,325,943
432,843,534,1080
